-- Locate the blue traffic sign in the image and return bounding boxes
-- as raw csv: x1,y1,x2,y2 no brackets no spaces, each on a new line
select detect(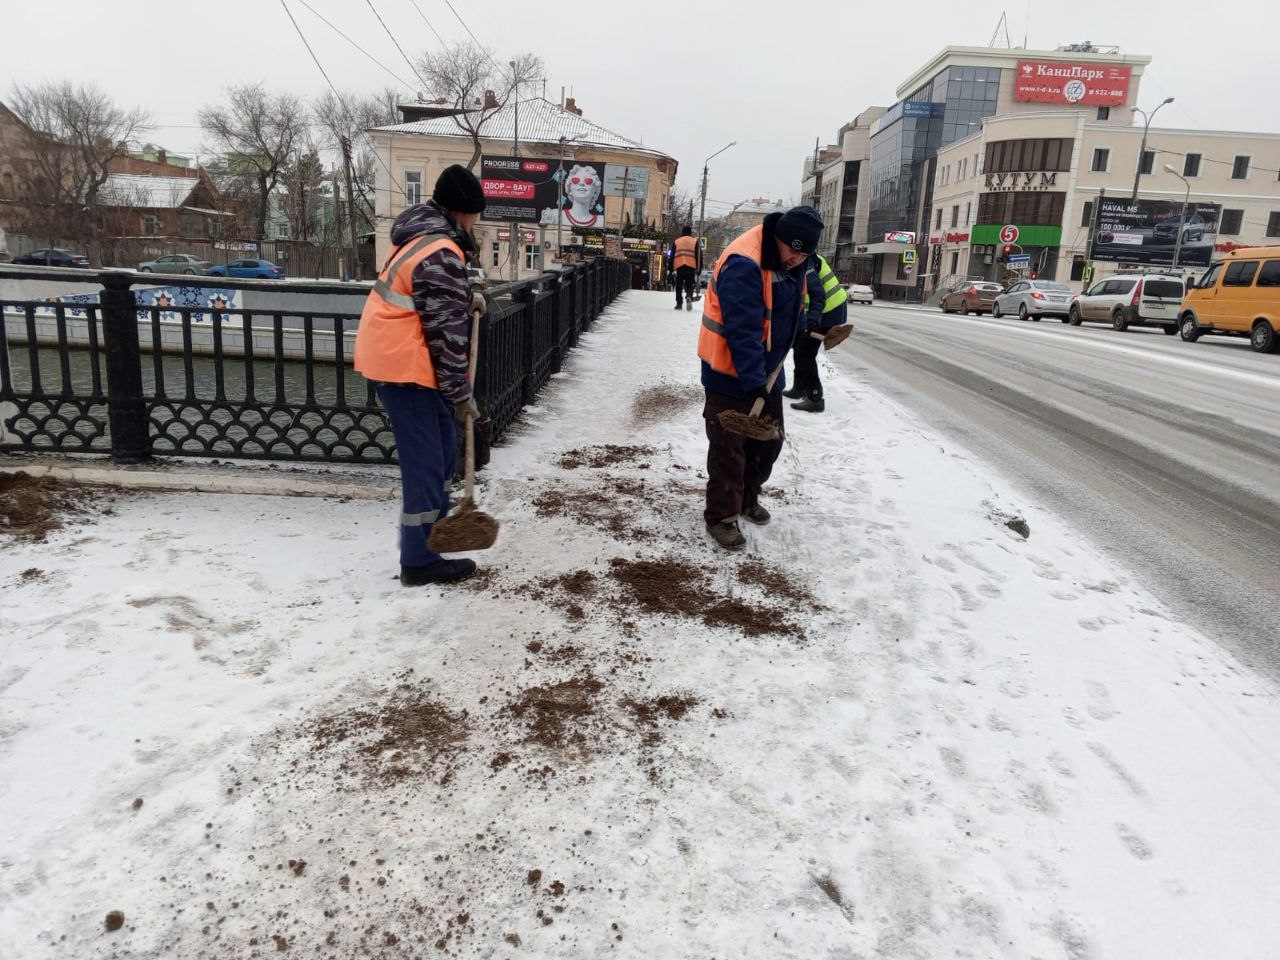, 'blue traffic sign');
1007,254,1031,264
